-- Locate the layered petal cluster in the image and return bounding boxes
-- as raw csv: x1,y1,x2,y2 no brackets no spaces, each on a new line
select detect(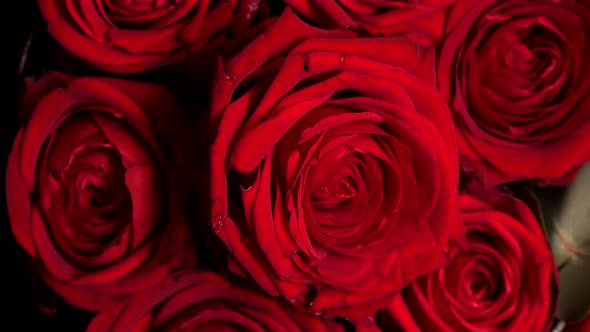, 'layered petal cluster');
87,271,337,332
439,0,590,185
6,73,196,311
209,9,463,322
285,0,456,43
381,191,558,332
38,0,266,72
